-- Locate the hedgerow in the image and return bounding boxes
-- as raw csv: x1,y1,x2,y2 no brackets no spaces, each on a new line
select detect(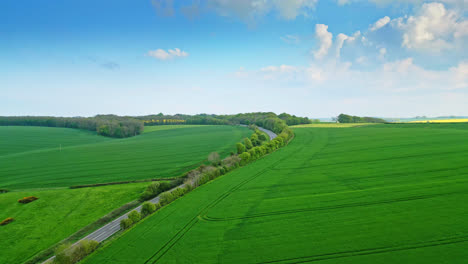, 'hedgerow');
53,239,99,264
